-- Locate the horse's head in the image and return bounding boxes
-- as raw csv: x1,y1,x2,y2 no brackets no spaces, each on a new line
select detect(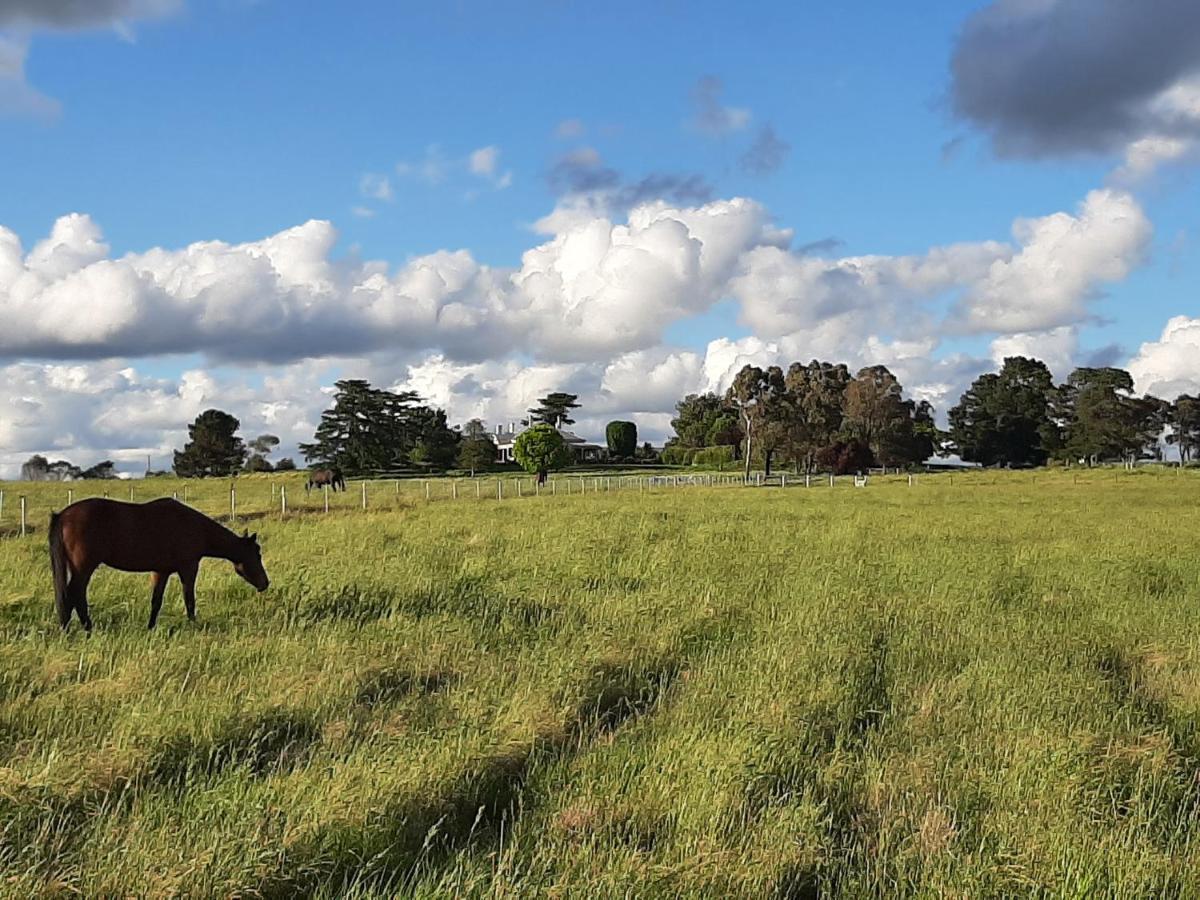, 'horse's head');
233,530,270,592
